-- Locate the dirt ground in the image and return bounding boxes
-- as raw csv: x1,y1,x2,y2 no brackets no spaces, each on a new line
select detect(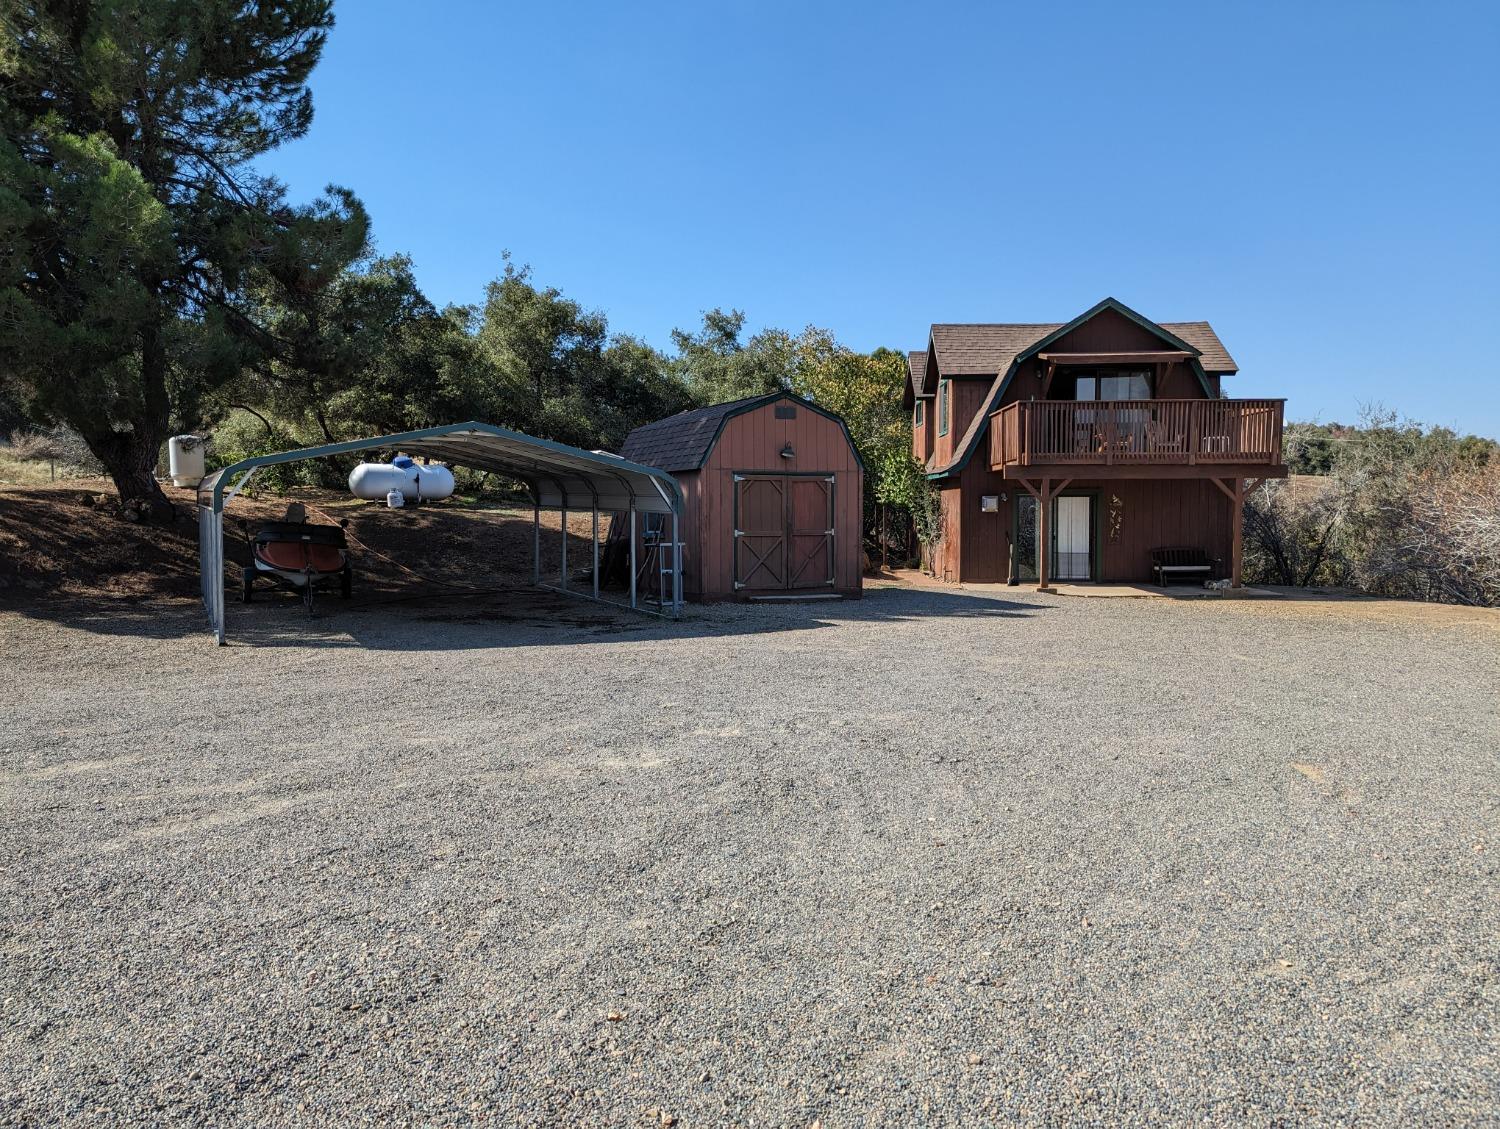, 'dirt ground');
4,480,1494,639
0,480,605,605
